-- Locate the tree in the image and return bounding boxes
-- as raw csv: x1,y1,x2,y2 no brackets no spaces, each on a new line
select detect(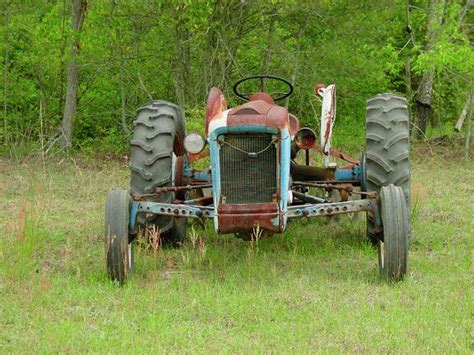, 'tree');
414,0,446,139
60,0,88,148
